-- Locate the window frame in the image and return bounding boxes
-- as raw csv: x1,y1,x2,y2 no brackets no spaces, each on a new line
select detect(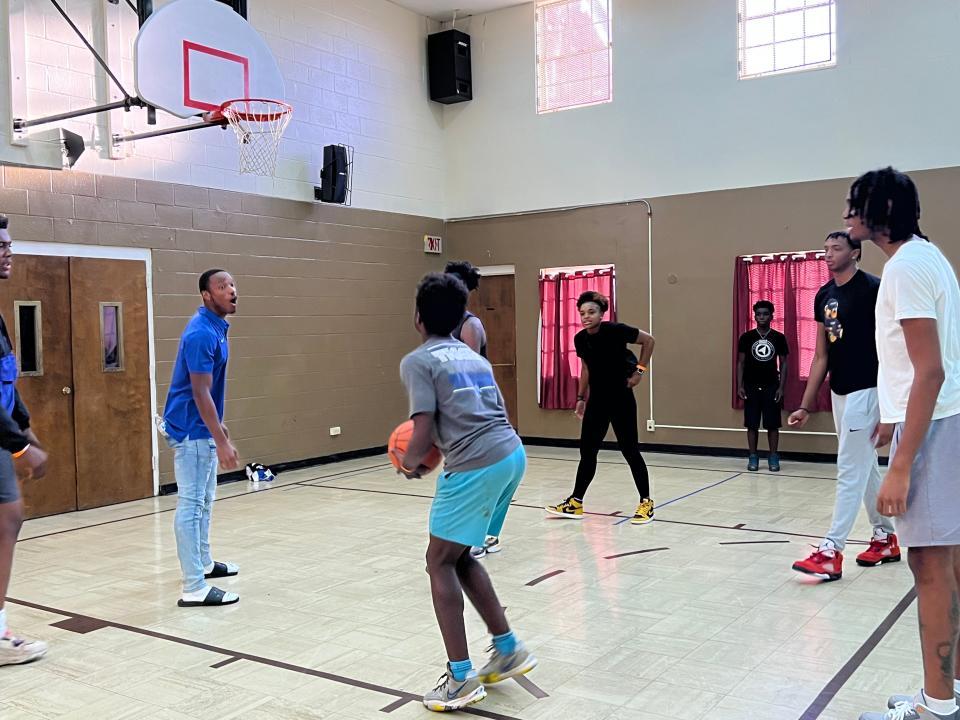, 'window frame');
13,300,43,377
100,301,125,373
534,0,614,115
737,0,837,81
